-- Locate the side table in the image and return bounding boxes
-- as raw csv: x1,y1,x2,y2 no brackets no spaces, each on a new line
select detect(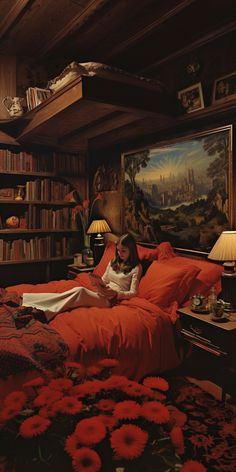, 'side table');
176,305,236,401
67,264,95,279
